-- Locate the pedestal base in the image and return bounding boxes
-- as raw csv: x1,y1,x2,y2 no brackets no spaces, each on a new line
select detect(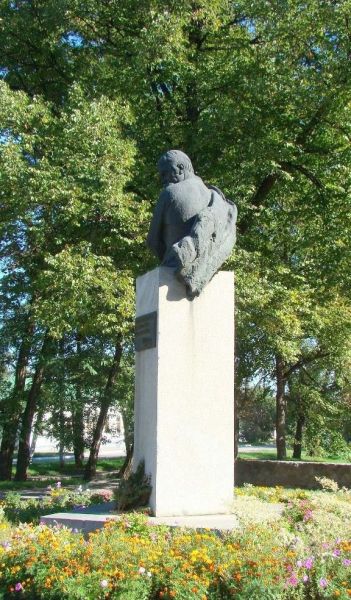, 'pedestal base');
134,267,234,517
40,511,239,534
